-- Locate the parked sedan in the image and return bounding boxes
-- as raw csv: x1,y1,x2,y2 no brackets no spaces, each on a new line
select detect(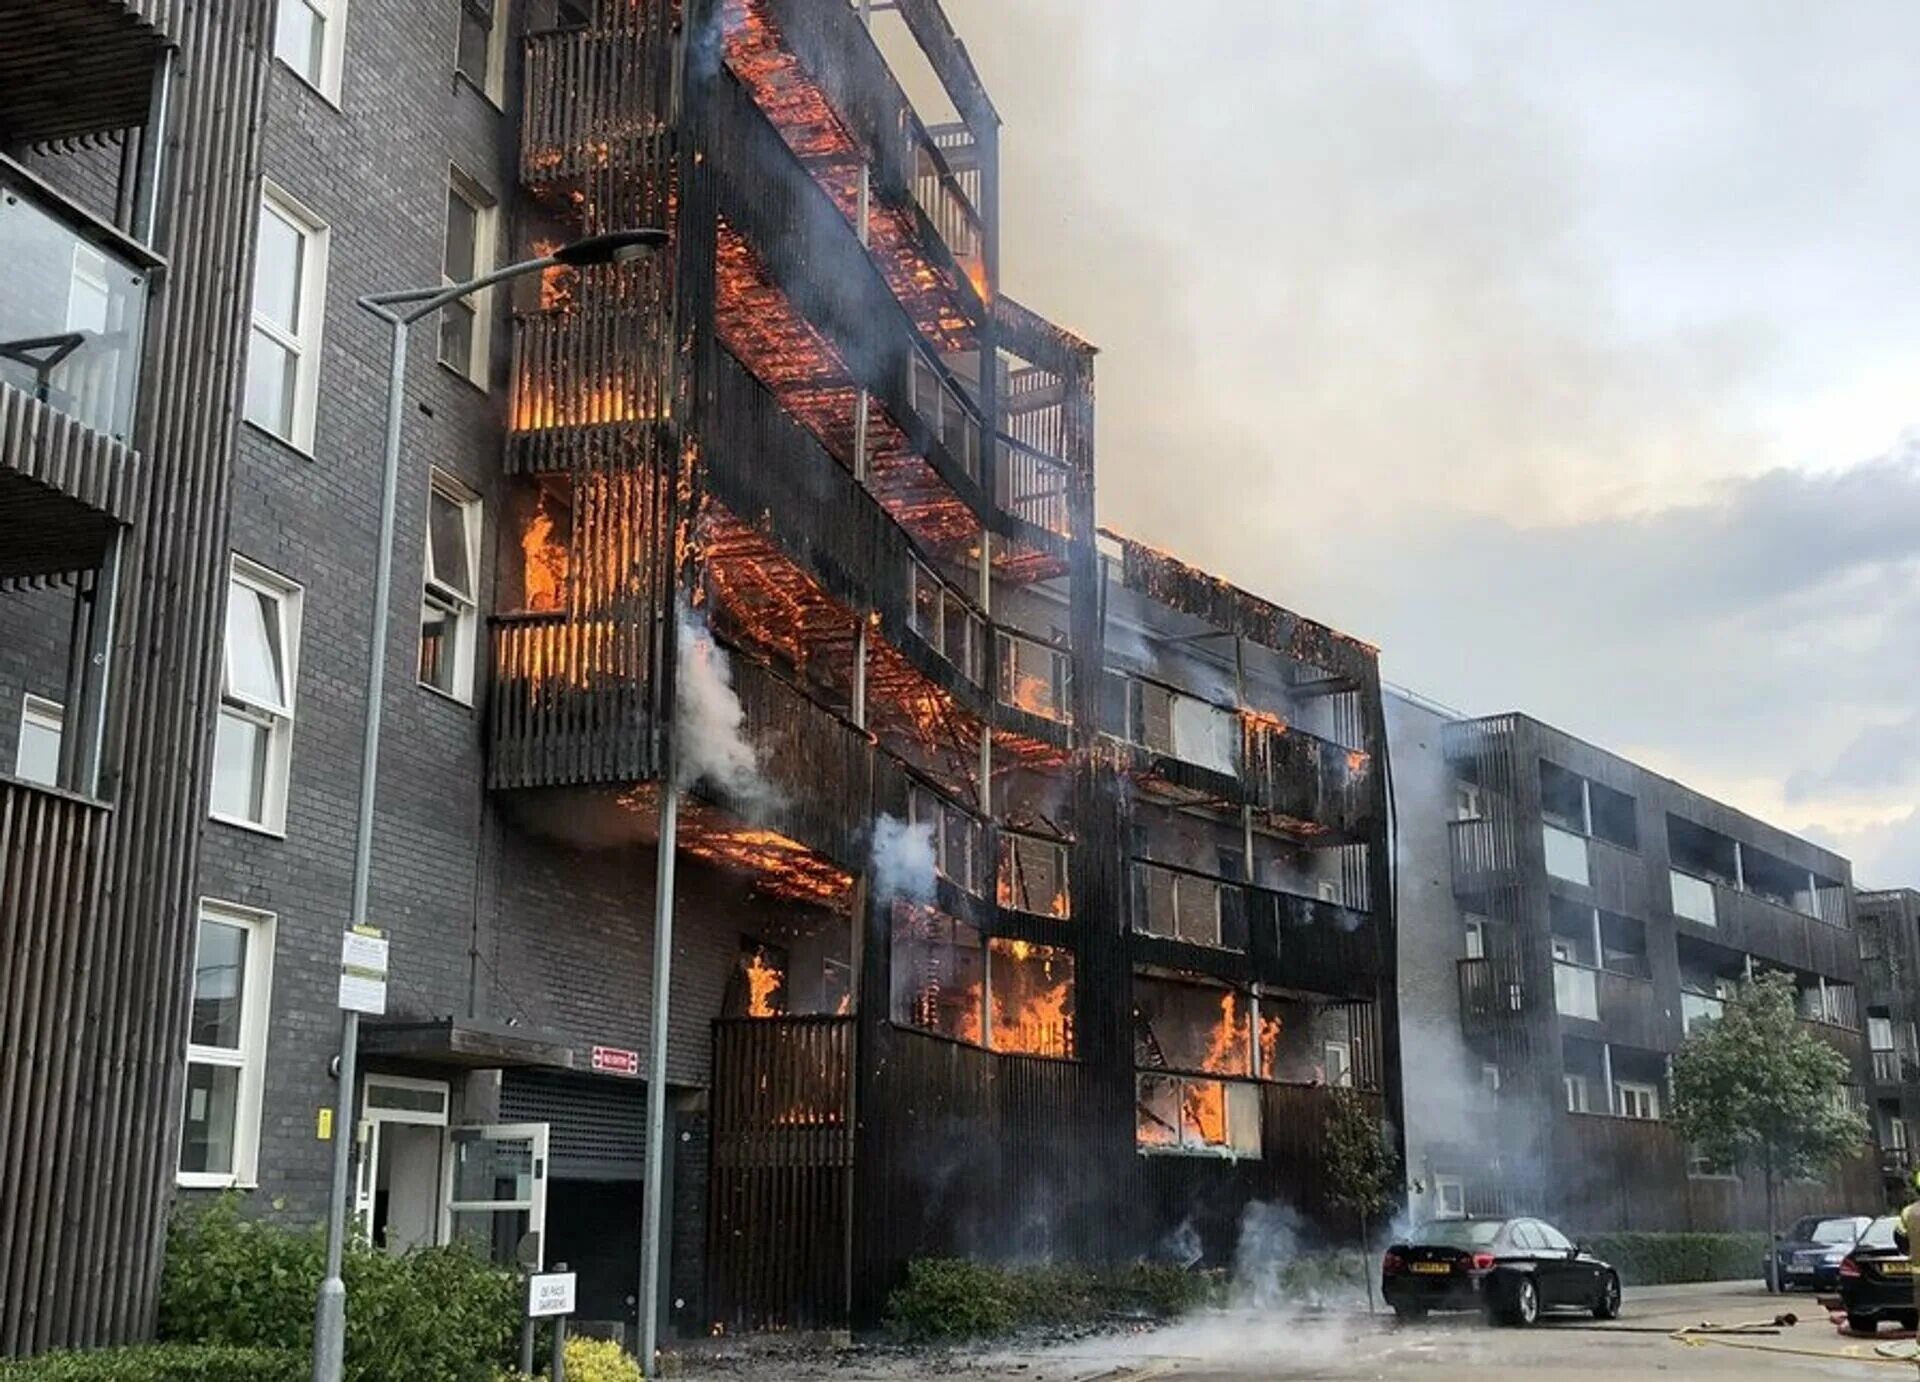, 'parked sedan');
1766,1214,1873,1292
1382,1217,1621,1326
1838,1215,1917,1334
